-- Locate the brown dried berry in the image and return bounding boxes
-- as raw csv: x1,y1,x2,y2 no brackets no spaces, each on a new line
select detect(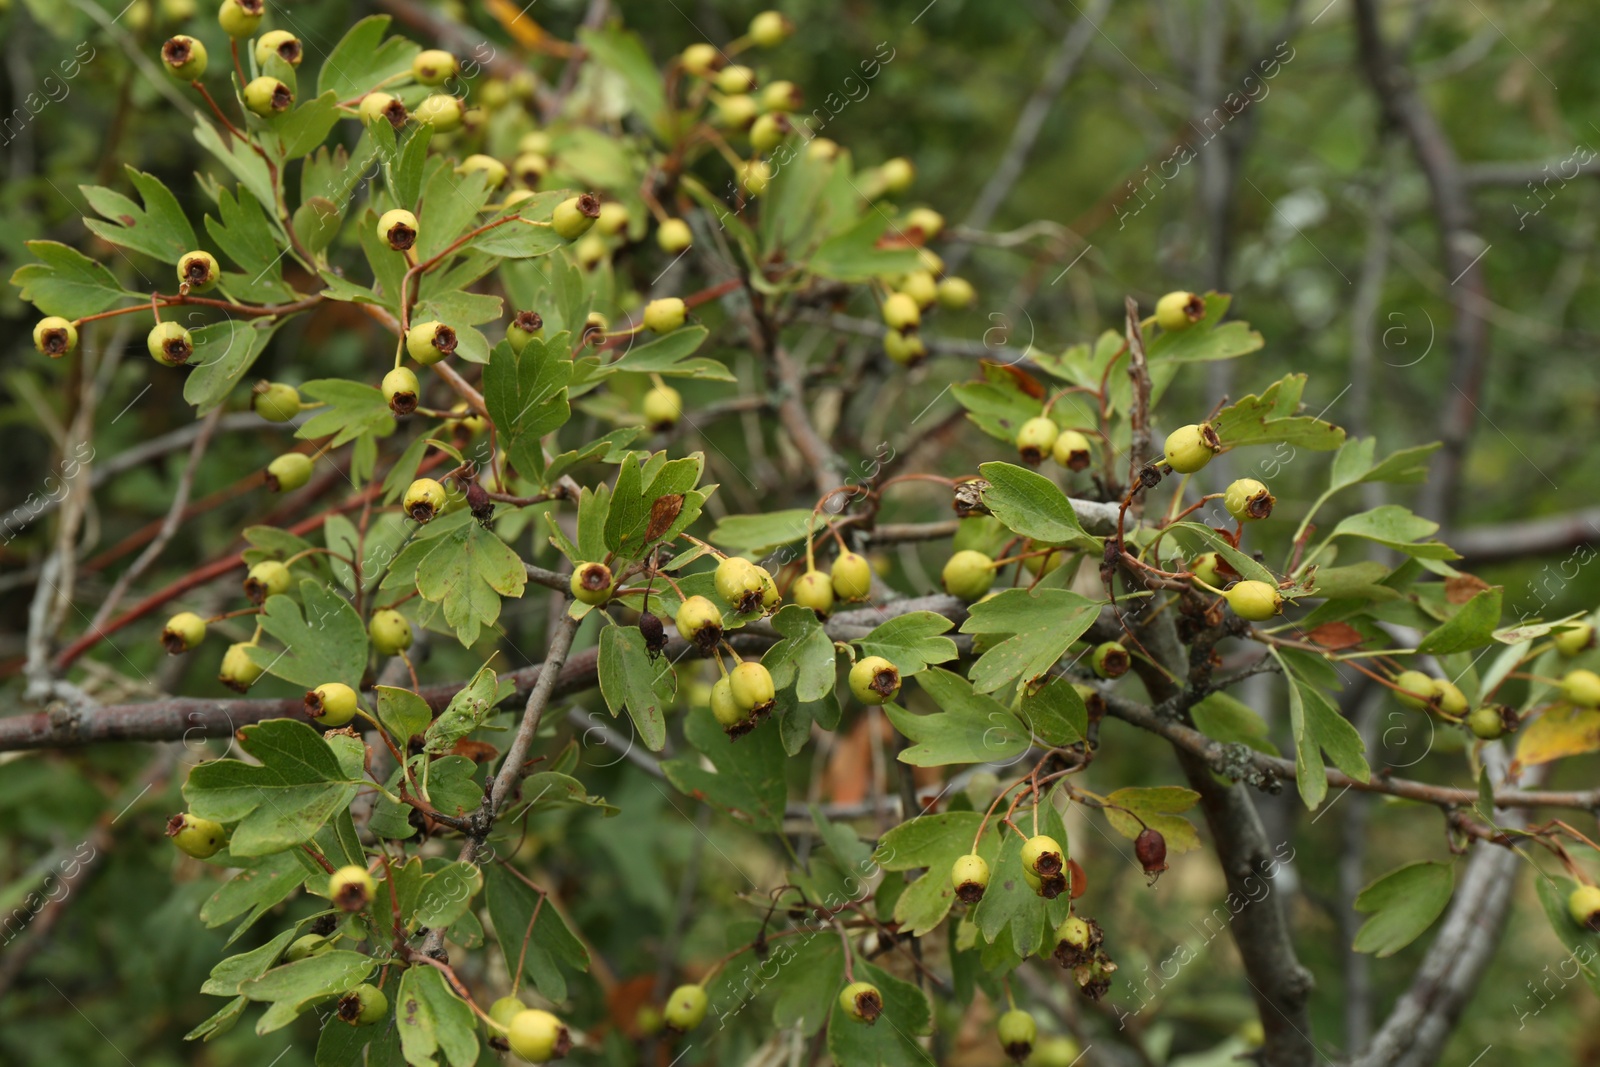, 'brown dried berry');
1135,828,1168,881
639,611,667,657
